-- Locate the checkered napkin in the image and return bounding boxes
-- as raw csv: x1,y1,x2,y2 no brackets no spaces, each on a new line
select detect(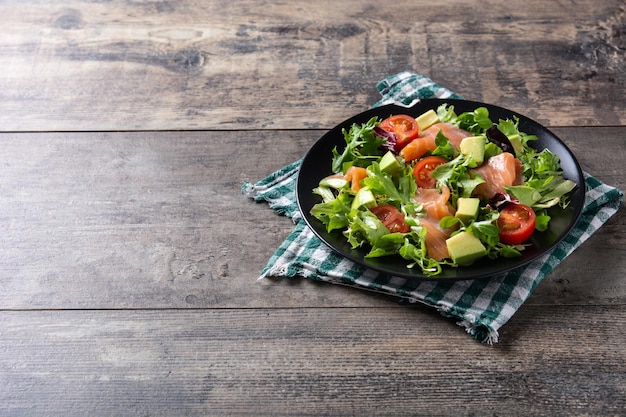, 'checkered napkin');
242,71,624,343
